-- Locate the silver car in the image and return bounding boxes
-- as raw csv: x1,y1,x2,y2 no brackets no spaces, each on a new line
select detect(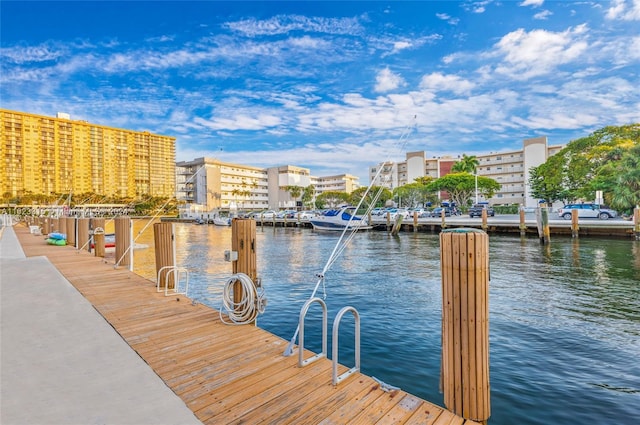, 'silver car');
557,203,617,220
